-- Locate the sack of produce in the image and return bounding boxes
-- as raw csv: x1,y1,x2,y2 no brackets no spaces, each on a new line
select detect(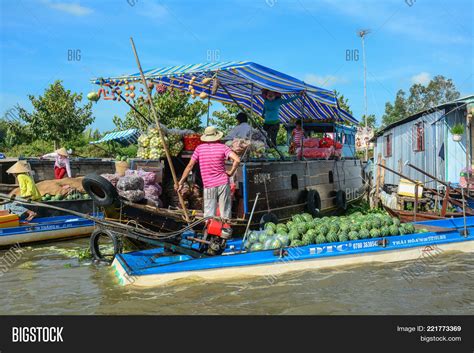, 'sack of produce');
126,169,157,185
229,138,251,156
117,175,144,191
319,136,334,148
303,138,319,148
101,173,120,187
119,189,145,203
144,184,163,200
